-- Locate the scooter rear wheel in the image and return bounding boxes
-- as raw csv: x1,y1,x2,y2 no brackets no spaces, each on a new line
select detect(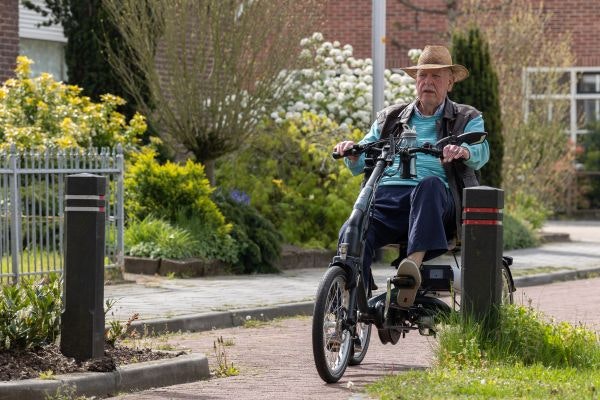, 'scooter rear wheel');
312,266,353,383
